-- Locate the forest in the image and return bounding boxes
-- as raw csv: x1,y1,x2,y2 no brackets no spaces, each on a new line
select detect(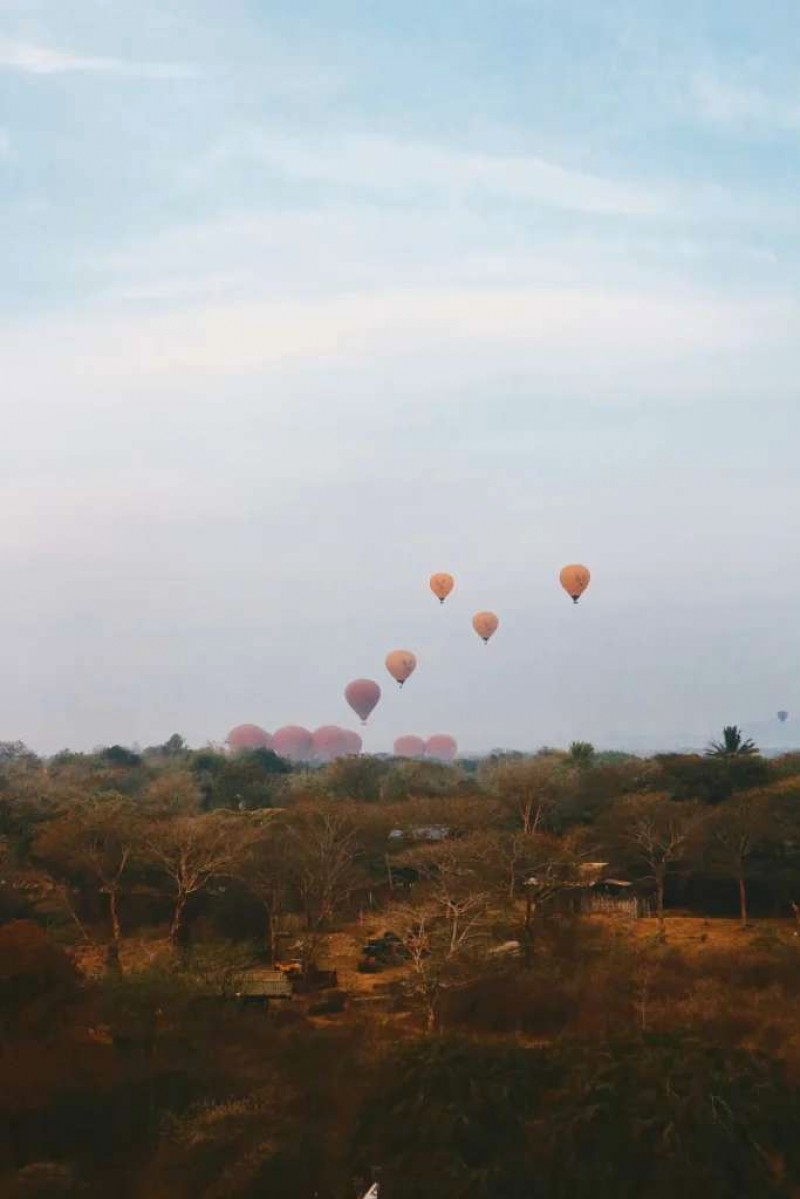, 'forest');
4,729,800,1197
